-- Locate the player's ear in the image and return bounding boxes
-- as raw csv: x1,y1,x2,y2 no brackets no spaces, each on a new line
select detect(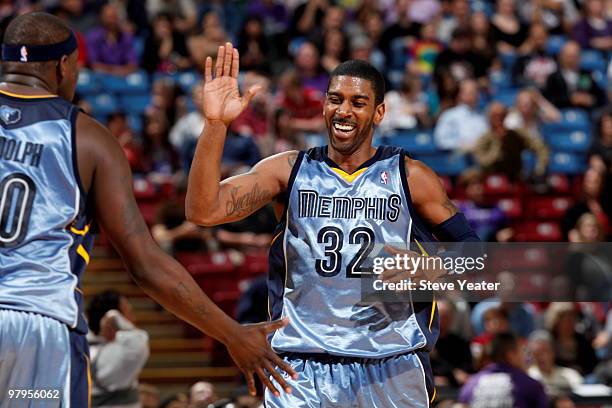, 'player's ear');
57,55,69,83
373,101,385,125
